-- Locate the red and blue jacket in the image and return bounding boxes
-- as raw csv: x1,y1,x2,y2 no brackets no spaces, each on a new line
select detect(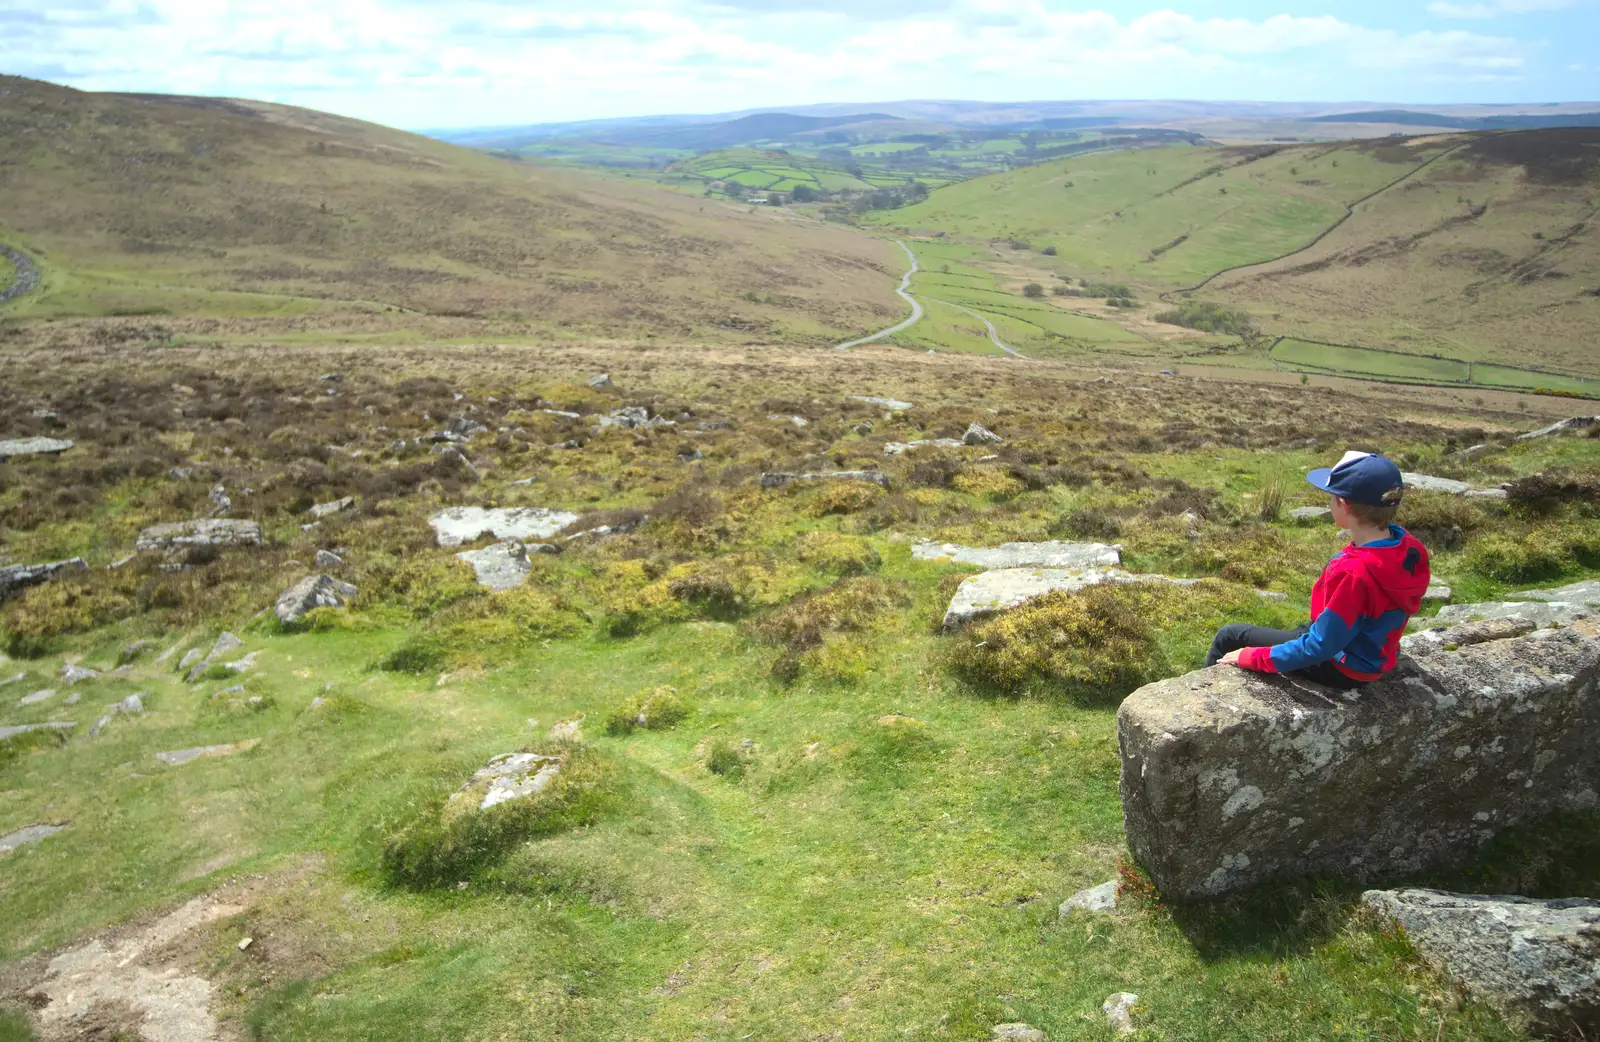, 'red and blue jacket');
1239,526,1431,681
